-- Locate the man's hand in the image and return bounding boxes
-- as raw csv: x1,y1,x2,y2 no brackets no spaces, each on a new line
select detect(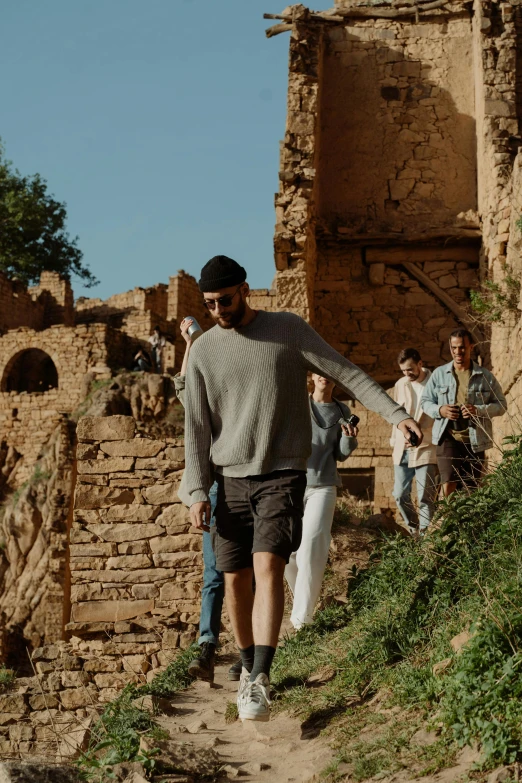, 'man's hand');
440,404,460,420
190,501,211,533
180,318,194,345
341,423,358,437
461,403,477,419
397,418,423,446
